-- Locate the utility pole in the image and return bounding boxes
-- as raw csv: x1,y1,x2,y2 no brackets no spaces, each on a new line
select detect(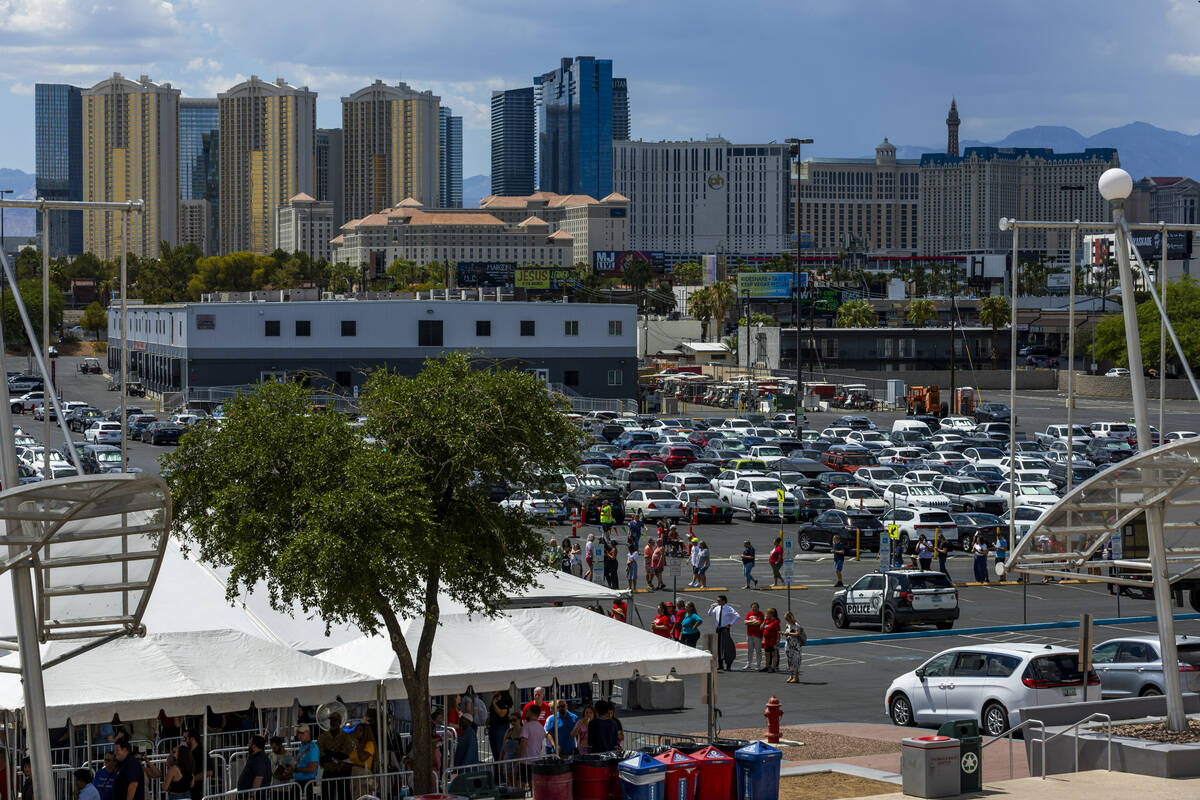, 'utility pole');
948,262,957,414
786,138,813,432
